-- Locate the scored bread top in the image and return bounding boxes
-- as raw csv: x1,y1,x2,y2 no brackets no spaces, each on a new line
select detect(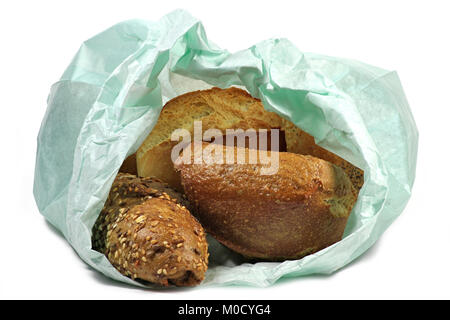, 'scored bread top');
136,87,363,191
138,87,283,155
